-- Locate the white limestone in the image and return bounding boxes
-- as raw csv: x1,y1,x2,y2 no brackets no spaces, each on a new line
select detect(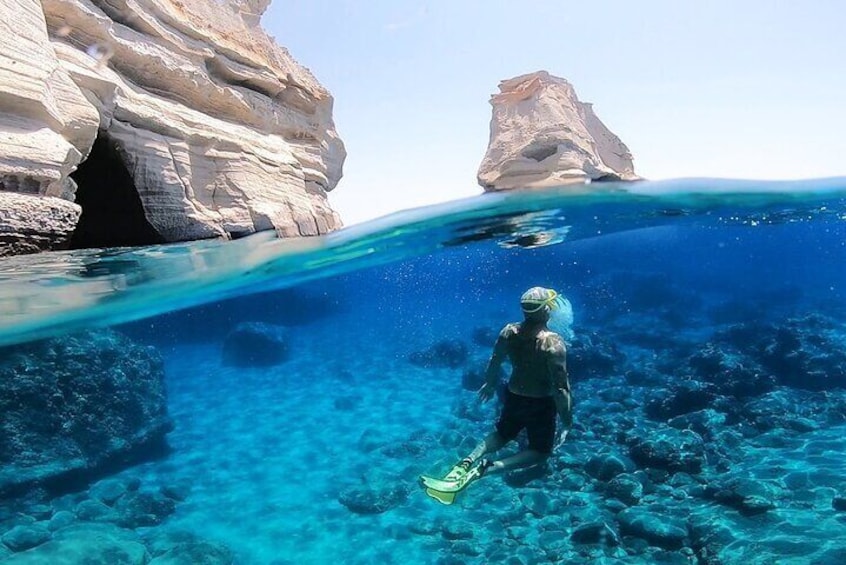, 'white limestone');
478,71,638,190
0,0,345,254
0,0,97,252
0,192,81,256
